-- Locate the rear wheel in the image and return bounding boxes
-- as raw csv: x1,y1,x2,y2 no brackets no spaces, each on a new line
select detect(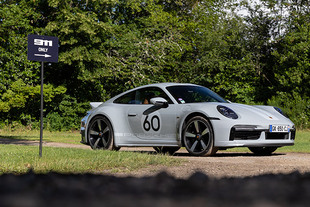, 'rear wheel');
248,147,278,155
182,116,216,156
87,116,120,151
153,147,180,155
